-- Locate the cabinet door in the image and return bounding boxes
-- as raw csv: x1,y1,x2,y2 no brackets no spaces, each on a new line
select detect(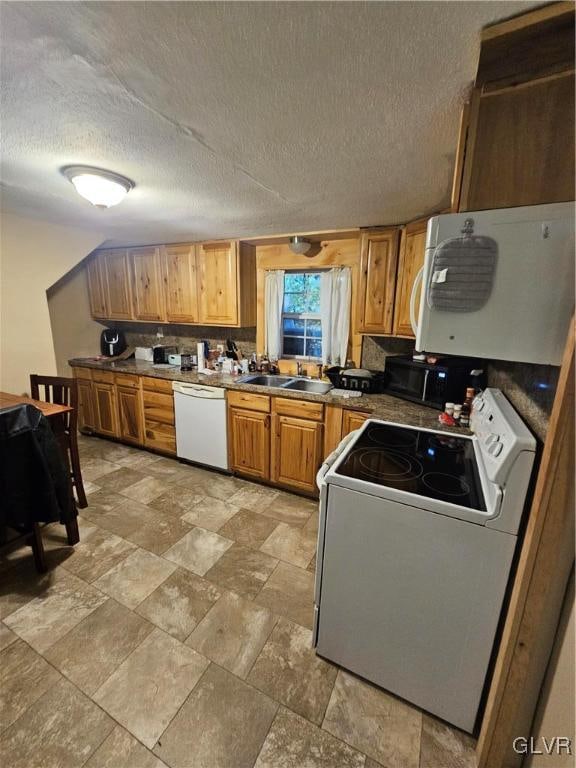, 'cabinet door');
86,255,108,318
103,250,133,320
93,383,118,437
358,229,400,334
461,73,575,211
129,247,165,322
197,241,239,325
393,220,428,338
342,409,369,437
162,244,199,323
117,386,143,445
228,407,270,480
142,389,176,455
272,415,323,495
77,379,95,431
